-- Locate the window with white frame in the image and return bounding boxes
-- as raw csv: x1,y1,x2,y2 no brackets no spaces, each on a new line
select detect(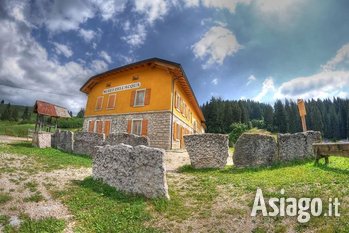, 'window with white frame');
132,119,142,135
134,89,145,106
